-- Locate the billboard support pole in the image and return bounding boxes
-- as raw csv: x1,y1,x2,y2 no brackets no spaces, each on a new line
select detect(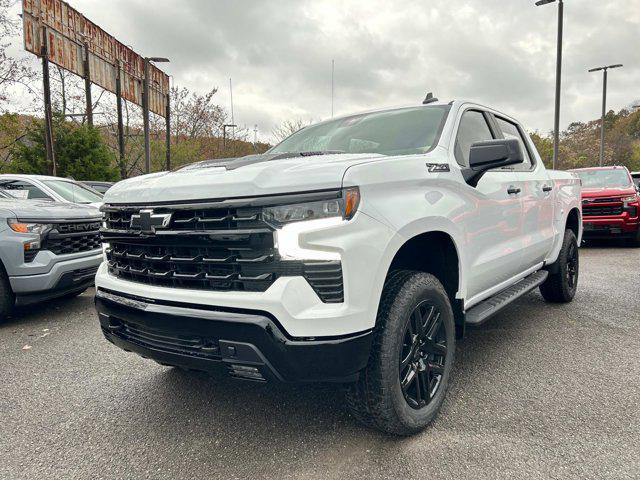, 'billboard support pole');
40,29,56,176
83,42,93,127
165,92,171,171
115,63,126,178
142,58,151,174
